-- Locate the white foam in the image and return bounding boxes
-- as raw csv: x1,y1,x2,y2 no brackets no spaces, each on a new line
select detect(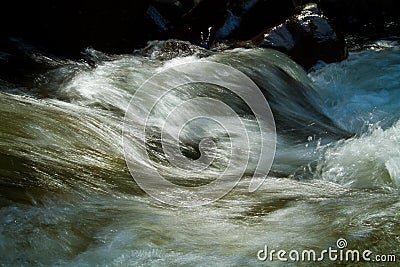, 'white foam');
317,121,400,189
